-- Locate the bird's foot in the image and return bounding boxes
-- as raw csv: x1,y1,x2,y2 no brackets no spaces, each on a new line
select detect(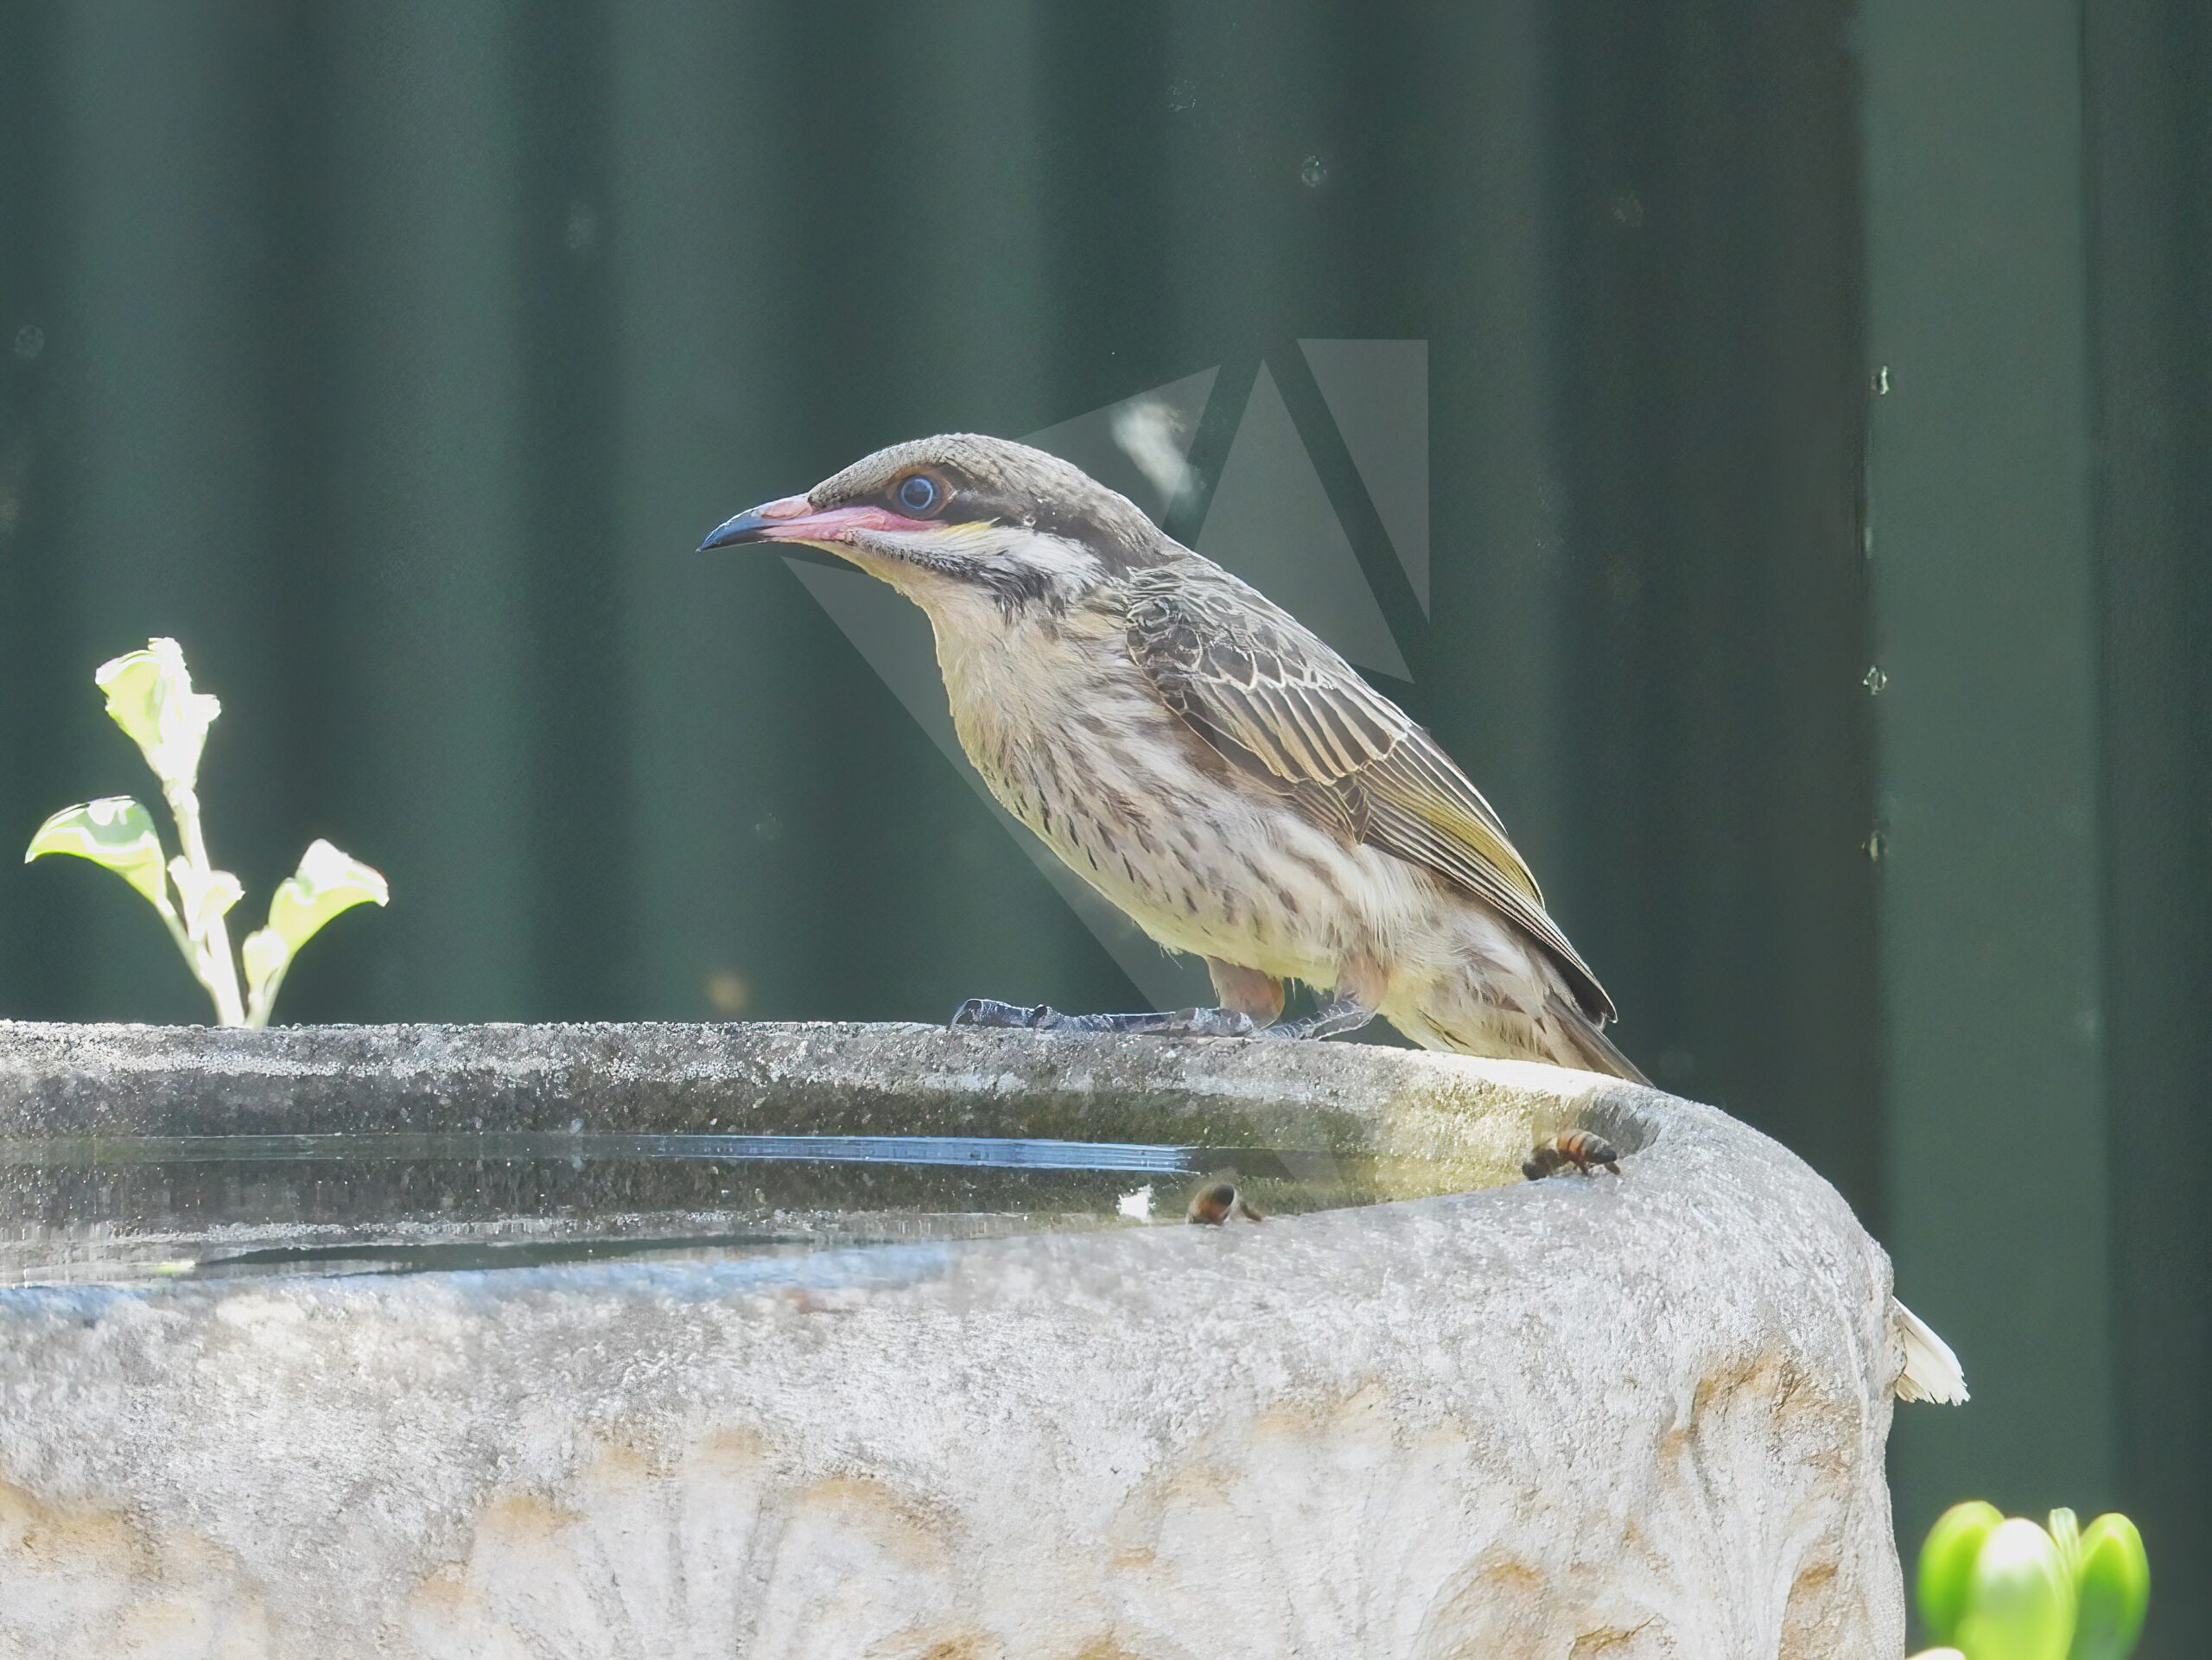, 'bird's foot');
1258,995,1376,1042
949,998,1257,1038
950,995,1378,1043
